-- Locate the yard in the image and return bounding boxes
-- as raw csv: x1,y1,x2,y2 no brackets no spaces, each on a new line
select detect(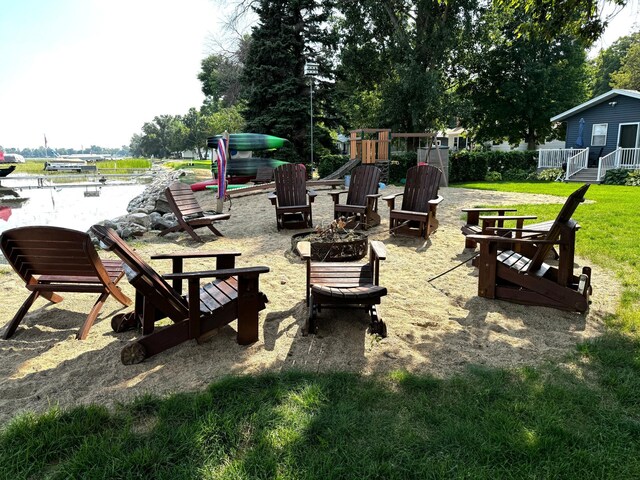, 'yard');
1,182,639,479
